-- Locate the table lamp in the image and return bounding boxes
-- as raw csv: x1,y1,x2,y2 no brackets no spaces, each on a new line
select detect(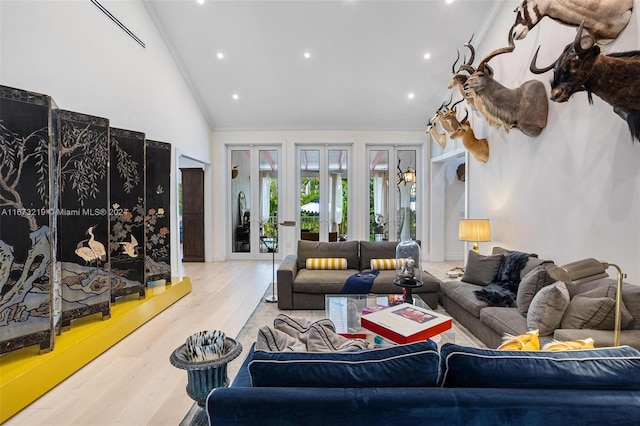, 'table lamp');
550,258,626,346
459,219,491,253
